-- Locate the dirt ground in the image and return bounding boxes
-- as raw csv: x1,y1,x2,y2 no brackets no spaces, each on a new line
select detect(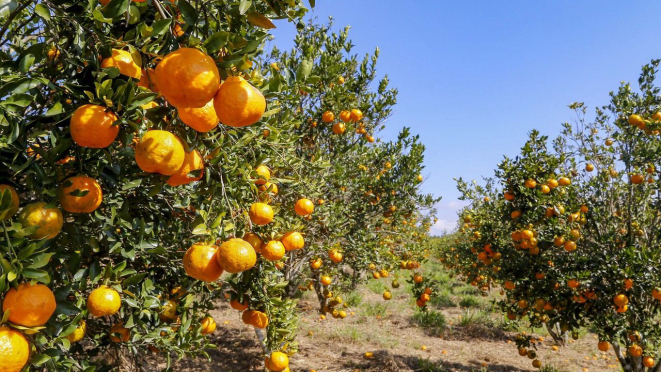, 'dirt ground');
146,267,623,372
